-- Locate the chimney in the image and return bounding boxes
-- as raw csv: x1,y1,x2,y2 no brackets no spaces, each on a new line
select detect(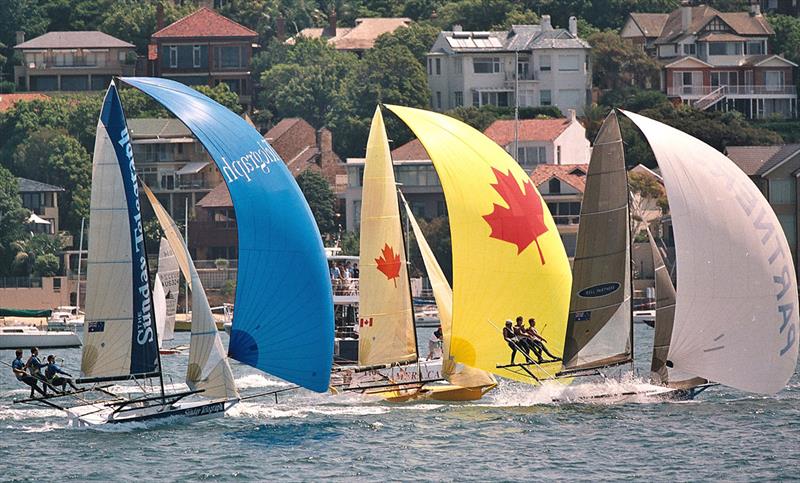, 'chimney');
276,16,286,41
453,24,463,32
317,128,333,156
156,3,165,30
568,109,577,123
329,10,337,36
541,15,552,31
15,31,24,45
681,1,692,31
750,0,761,16
568,16,578,36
